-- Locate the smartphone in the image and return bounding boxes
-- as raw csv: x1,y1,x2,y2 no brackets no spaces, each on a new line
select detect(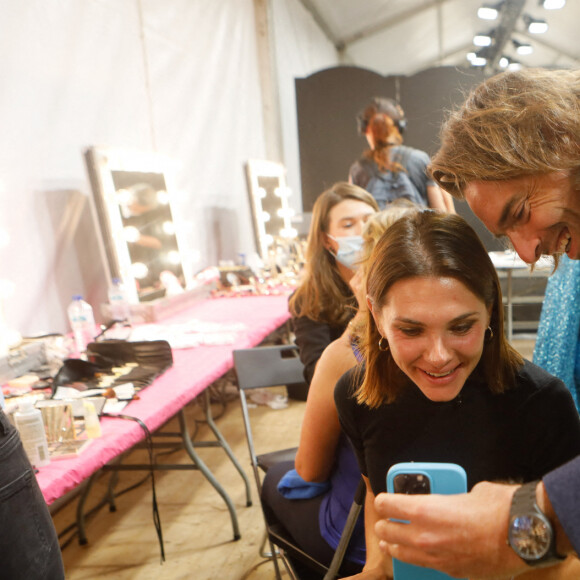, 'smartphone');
386,462,467,580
